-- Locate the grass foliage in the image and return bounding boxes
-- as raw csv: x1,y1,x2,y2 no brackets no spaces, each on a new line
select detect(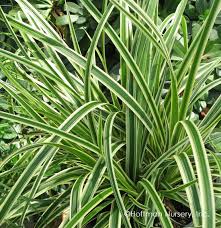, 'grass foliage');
0,0,221,227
